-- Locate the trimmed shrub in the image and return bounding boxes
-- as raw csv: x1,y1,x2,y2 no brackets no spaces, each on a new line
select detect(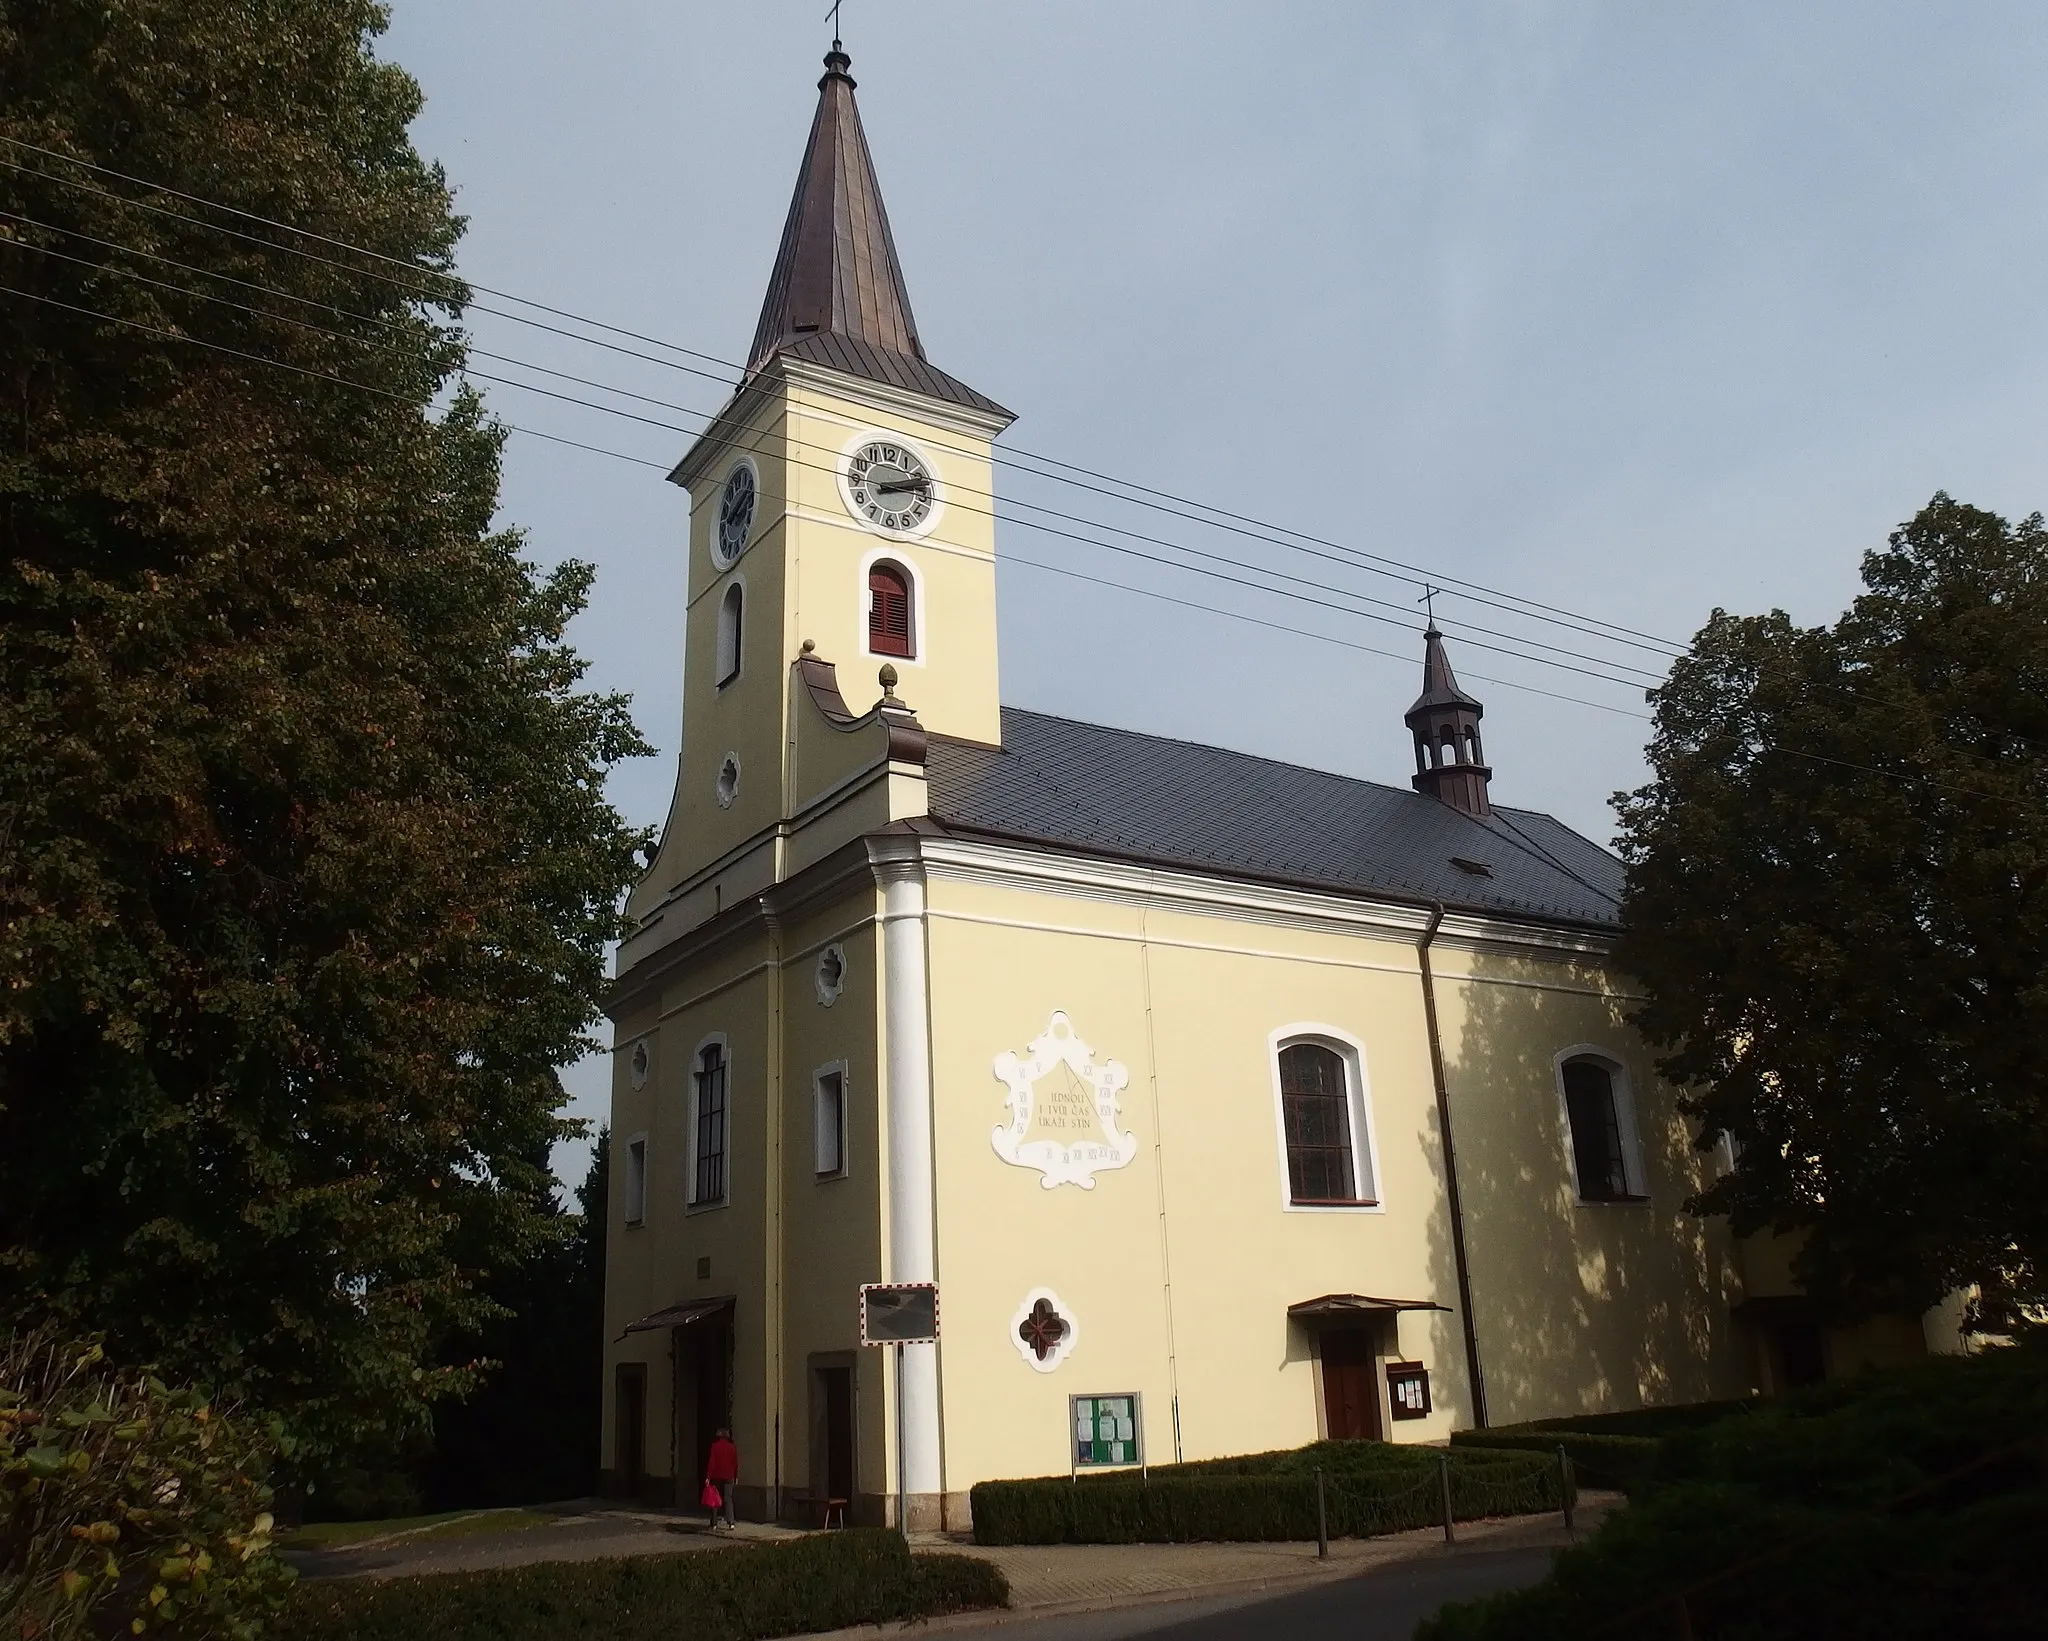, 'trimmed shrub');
1,1332,295,1641
1464,1399,1753,1441
284,1531,1006,1641
1449,1431,1661,1494
971,1445,1563,1545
